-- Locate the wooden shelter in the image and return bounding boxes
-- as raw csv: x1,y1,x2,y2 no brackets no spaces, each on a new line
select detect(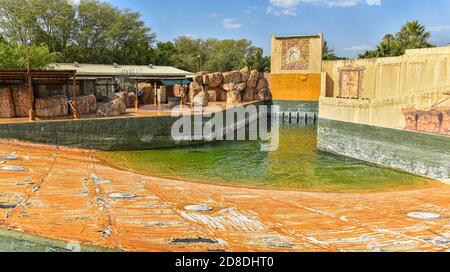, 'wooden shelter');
0,70,78,120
